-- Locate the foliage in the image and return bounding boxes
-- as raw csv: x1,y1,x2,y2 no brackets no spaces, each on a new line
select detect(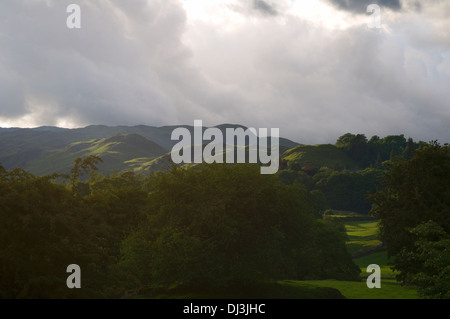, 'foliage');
278,133,420,216
277,169,313,190
402,221,450,298
119,164,360,291
0,168,101,298
312,168,384,214
0,158,145,298
369,142,450,298
334,133,421,168
336,133,369,164
0,158,361,298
